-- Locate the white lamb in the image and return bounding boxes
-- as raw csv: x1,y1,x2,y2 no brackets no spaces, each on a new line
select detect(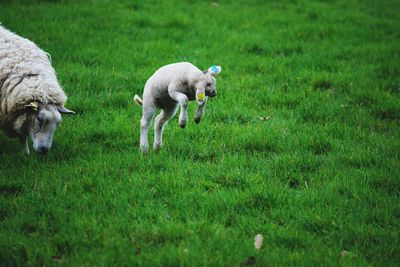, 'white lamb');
0,25,74,154
134,62,222,154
